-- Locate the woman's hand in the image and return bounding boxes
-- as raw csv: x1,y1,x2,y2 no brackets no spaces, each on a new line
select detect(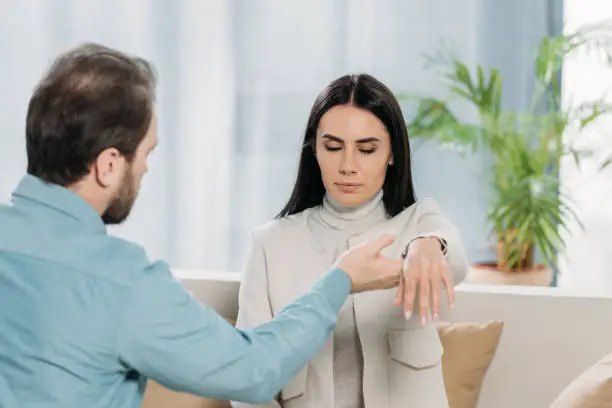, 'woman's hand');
393,237,454,323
